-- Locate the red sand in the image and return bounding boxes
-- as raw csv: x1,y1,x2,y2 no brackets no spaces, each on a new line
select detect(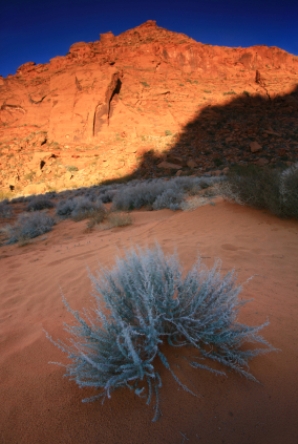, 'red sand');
1,199,298,443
